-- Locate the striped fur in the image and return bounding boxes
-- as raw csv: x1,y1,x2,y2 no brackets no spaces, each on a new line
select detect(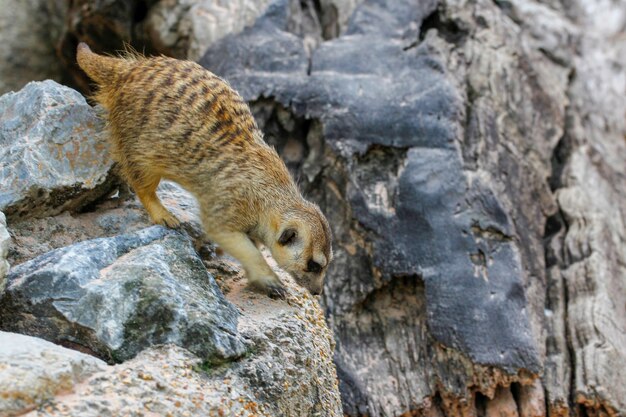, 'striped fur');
77,43,332,297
